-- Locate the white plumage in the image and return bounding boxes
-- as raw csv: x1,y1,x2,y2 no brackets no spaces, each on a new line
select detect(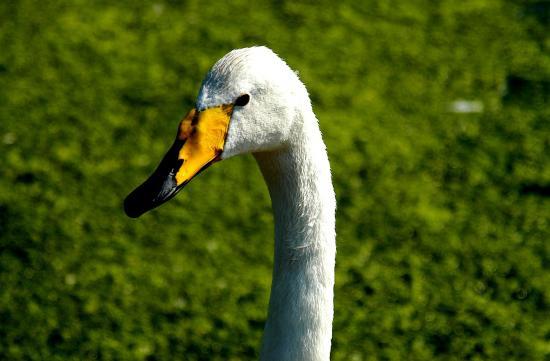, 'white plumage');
200,47,337,361
127,46,336,361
